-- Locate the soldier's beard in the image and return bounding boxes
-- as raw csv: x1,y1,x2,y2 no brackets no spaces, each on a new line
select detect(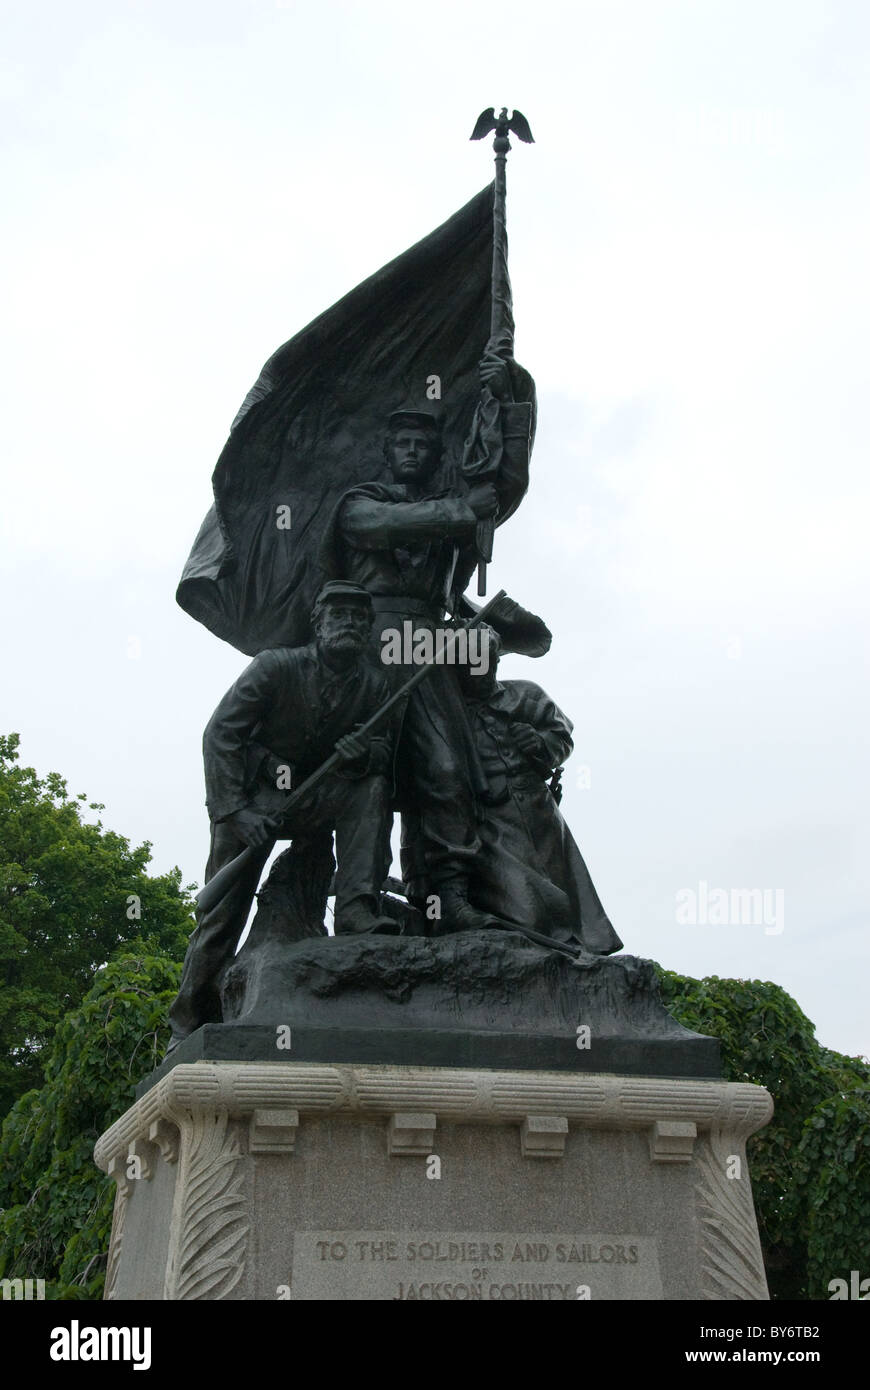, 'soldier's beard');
320,630,365,663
